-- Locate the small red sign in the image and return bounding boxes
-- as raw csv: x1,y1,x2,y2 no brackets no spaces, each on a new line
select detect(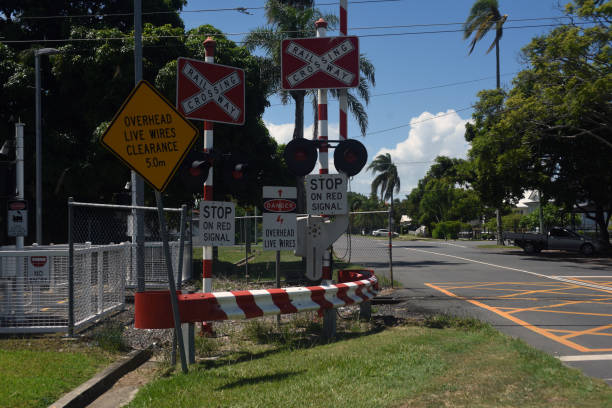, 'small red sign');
281,36,359,90
8,200,27,211
176,57,245,125
264,199,297,213
30,256,47,267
